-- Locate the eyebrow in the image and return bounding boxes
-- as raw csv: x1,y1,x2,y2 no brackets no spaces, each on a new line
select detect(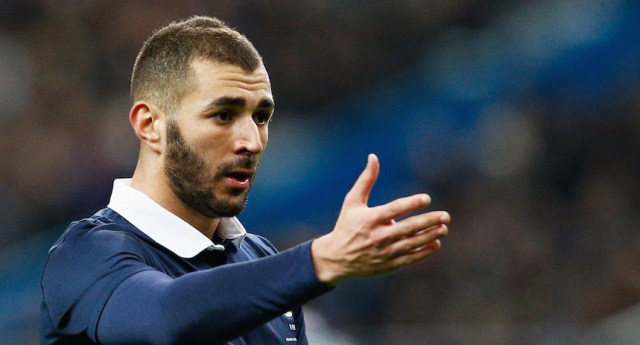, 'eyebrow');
205,96,275,111
258,98,275,109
